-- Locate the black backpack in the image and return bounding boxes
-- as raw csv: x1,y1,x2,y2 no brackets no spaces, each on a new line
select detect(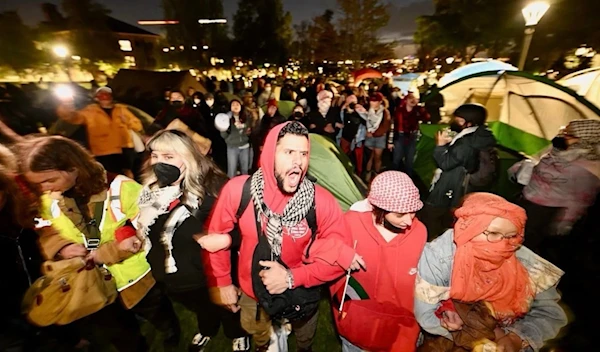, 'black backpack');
235,177,321,321
468,147,499,189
